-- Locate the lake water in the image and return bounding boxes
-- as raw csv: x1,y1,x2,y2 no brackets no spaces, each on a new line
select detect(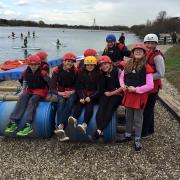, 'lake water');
0,26,141,63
